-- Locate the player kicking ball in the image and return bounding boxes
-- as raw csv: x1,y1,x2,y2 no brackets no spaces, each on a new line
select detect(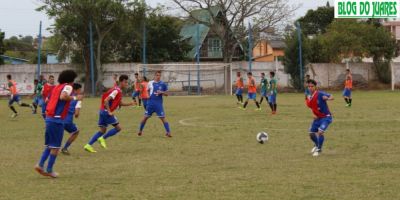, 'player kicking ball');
61,83,83,155
84,75,134,153
138,71,171,137
34,70,80,178
305,79,334,157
